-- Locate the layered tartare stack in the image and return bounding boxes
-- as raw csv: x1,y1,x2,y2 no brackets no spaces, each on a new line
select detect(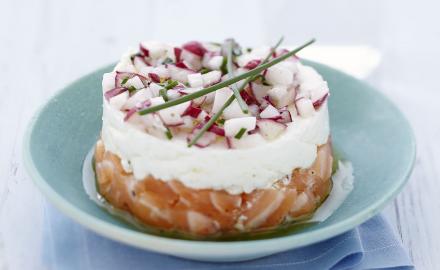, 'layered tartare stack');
95,38,333,236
